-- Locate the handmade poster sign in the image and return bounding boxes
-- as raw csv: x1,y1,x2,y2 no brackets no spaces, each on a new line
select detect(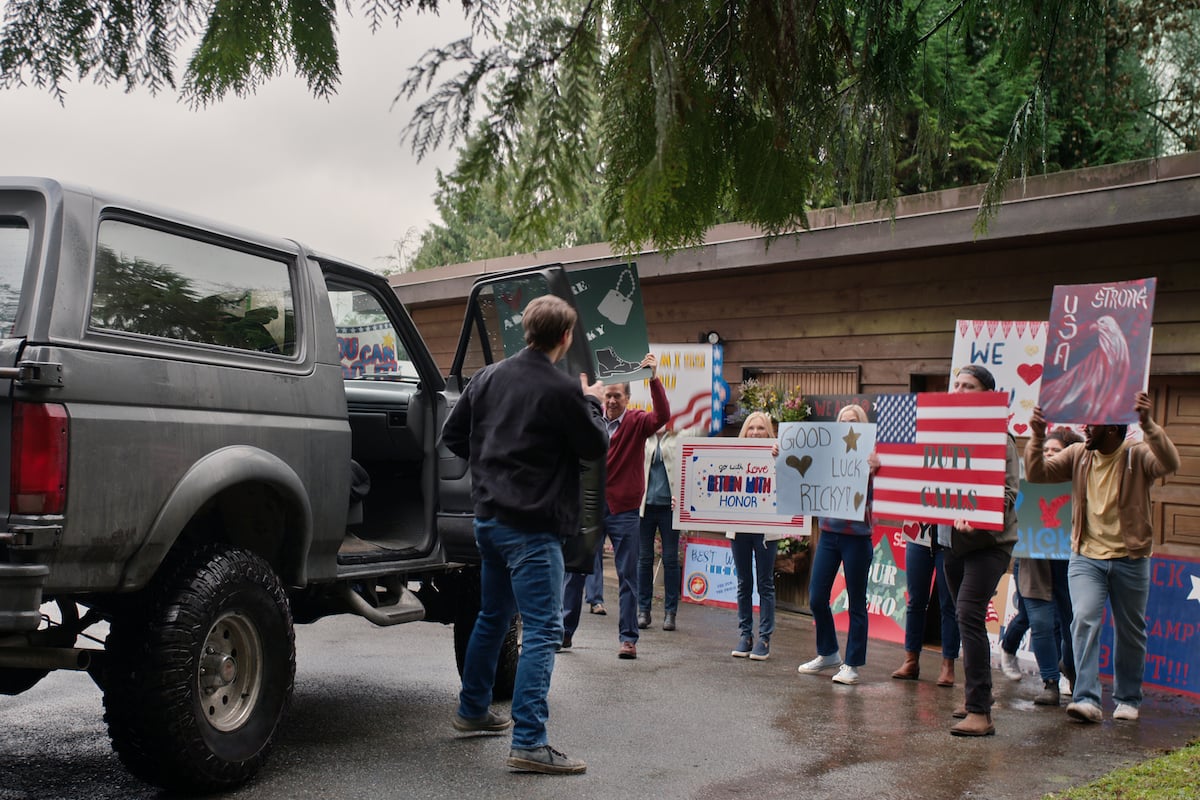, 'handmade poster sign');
570,262,652,384
1040,277,1156,424
775,421,877,522
675,438,807,535
805,393,879,422
680,535,758,608
629,343,723,434
1012,480,1073,559
872,392,1010,531
493,278,549,358
950,320,1048,437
